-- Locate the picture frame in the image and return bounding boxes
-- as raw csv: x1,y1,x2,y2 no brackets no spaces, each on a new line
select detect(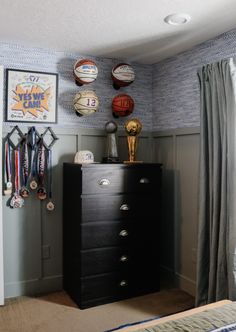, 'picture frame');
5,69,58,123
